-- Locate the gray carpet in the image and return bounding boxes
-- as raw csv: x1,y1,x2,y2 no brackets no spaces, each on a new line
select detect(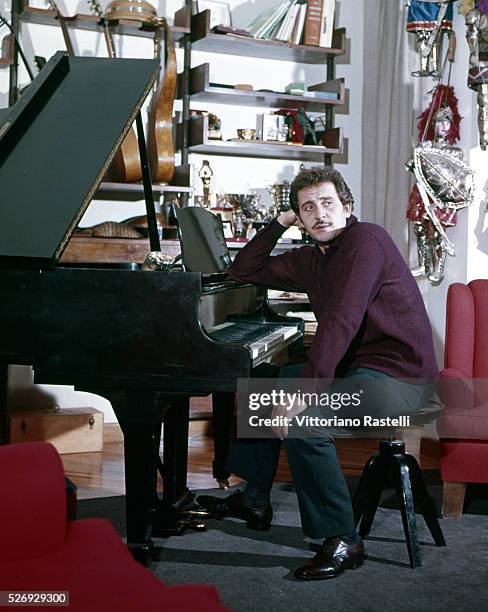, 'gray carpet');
78,478,488,612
